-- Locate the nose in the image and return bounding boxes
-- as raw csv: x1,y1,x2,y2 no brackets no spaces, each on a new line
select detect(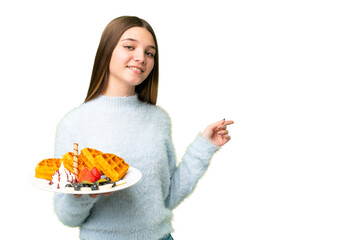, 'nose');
133,50,146,63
